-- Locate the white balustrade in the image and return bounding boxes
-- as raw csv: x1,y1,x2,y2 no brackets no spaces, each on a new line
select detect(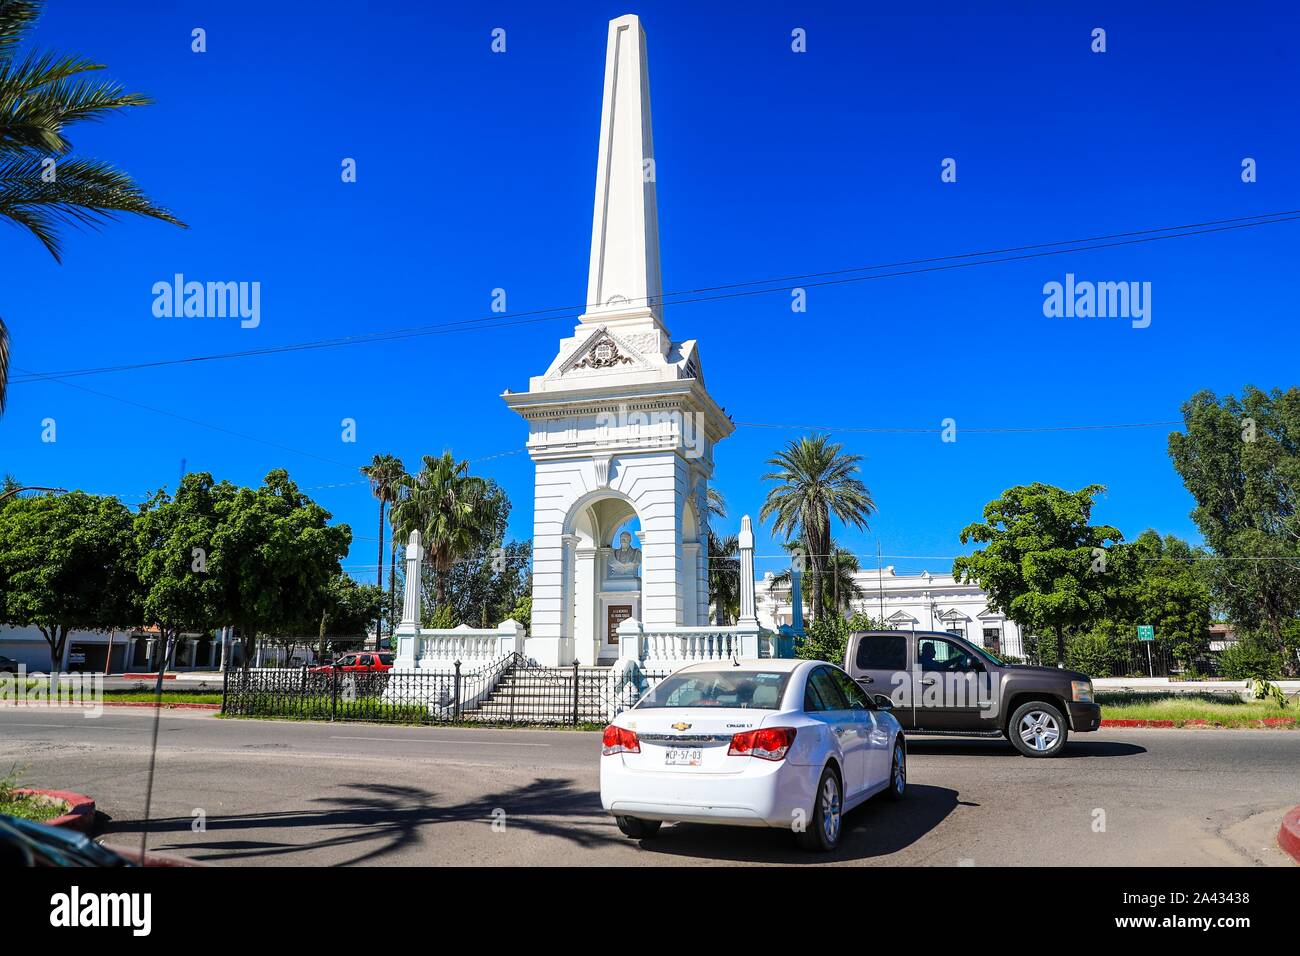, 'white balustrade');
620,618,778,670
